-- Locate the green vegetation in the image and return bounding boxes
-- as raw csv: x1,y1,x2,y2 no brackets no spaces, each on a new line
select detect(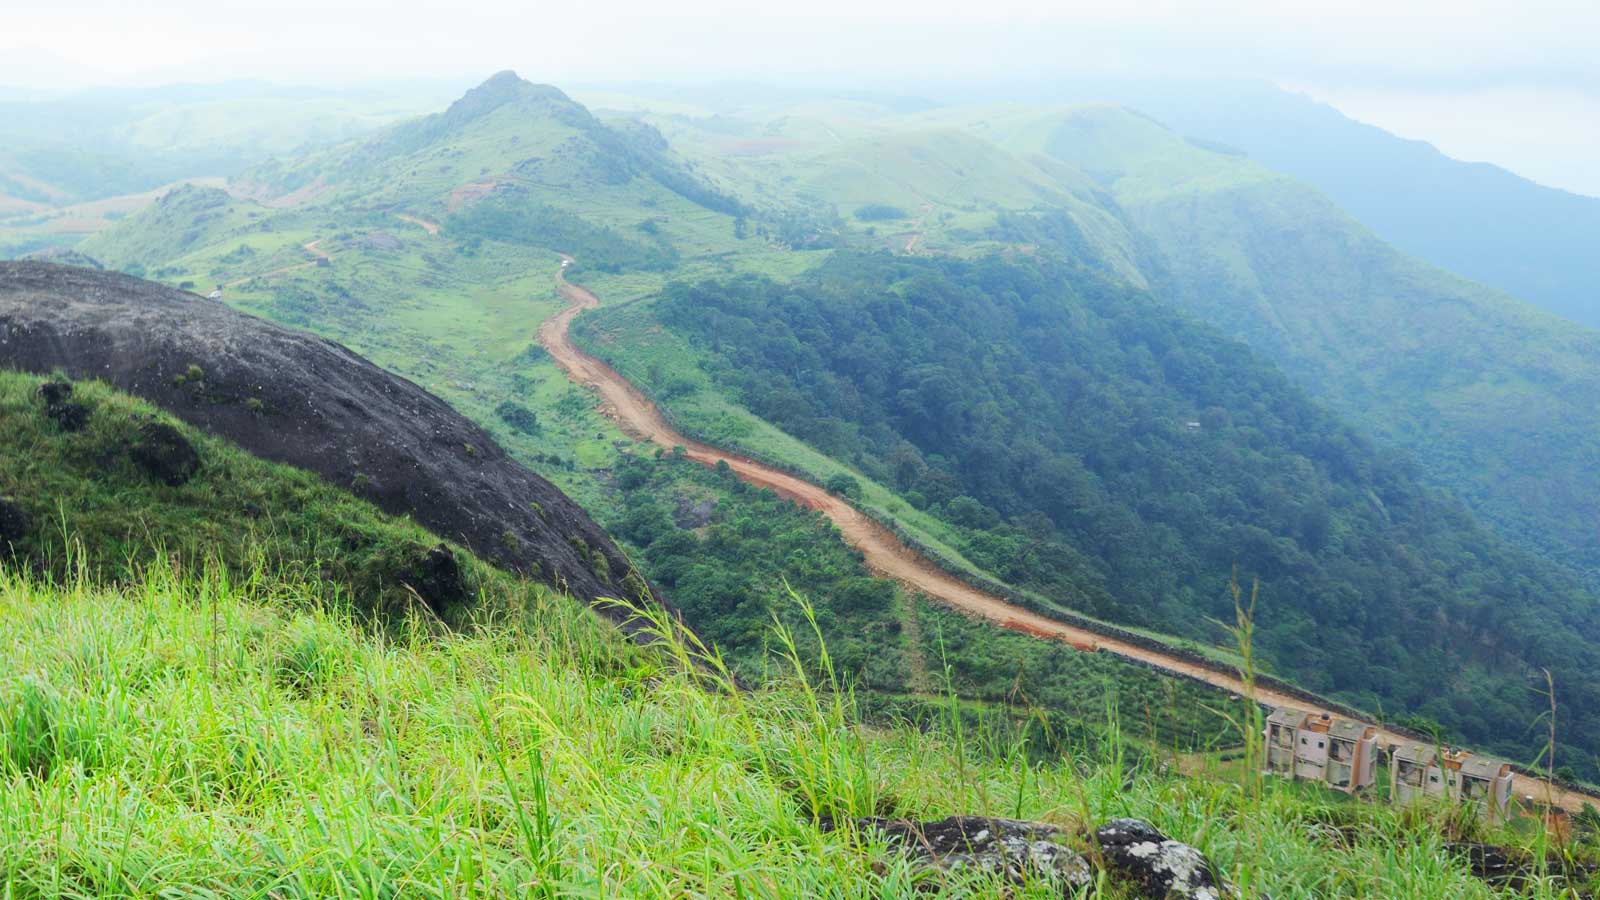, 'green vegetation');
0,366,1547,896
623,251,1600,776
604,450,1229,753
449,189,679,273
0,560,1583,898
854,203,908,221
57,72,1600,792
0,370,515,623
970,104,1600,590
